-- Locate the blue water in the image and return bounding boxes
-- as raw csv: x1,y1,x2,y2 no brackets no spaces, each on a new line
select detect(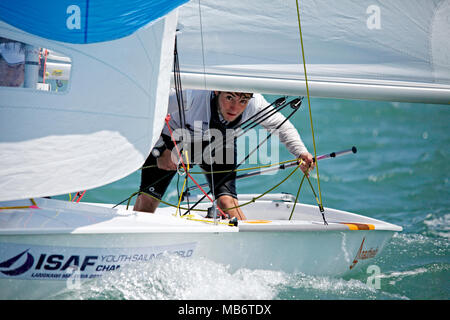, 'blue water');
54,97,449,300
